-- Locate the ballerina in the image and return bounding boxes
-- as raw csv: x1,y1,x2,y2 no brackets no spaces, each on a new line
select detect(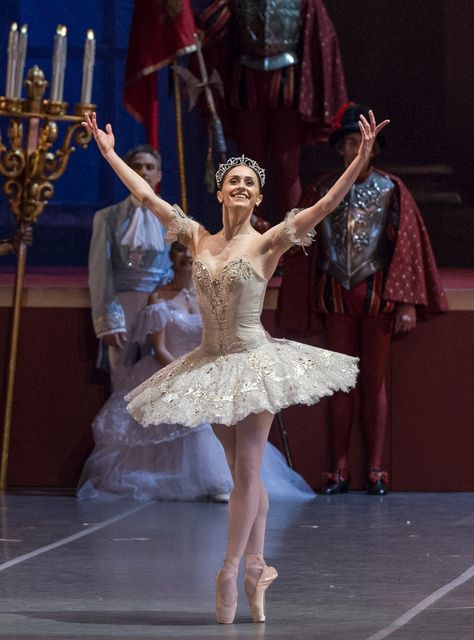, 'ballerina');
78,241,314,503
82,109,389,624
